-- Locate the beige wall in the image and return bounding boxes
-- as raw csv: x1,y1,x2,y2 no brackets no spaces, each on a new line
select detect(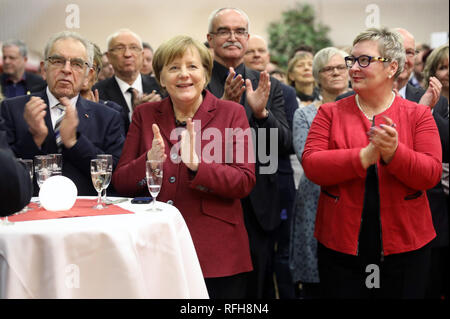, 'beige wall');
1,0,448,67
